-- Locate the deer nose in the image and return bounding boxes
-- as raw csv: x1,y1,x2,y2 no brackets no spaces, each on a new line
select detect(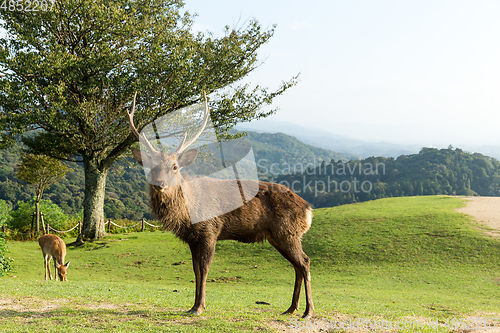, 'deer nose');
154,182,166,192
